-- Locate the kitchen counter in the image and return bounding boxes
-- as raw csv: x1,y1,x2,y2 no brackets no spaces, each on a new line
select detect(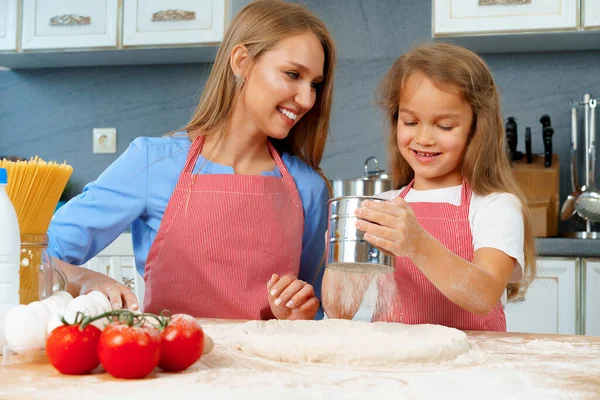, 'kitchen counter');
536,237,600,257
1,320,599,399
